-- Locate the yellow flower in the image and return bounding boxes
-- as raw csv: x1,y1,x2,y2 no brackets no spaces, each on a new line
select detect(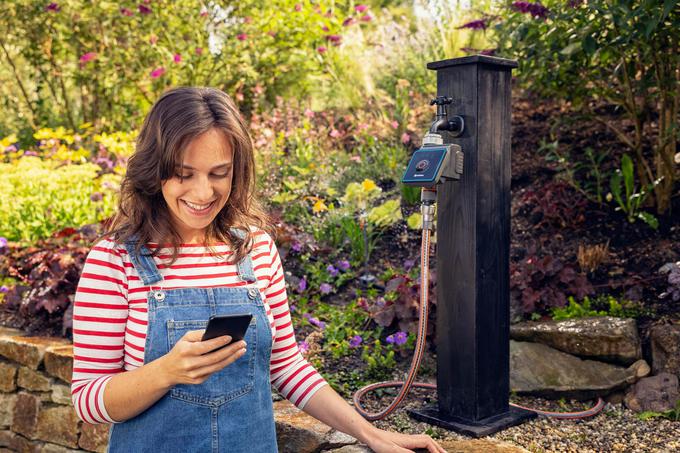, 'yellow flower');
361,179,378,192
312,199,328,213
